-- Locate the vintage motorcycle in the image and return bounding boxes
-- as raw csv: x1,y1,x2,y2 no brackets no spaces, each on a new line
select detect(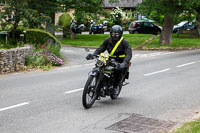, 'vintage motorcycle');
82,52,130,109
